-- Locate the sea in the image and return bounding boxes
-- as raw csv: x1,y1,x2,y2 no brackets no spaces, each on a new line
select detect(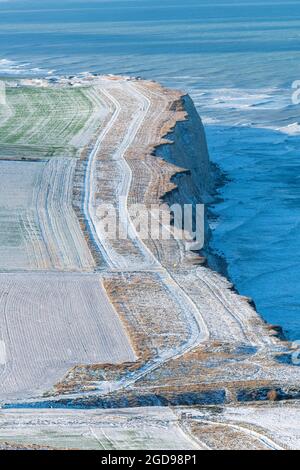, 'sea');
1,0,300,340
